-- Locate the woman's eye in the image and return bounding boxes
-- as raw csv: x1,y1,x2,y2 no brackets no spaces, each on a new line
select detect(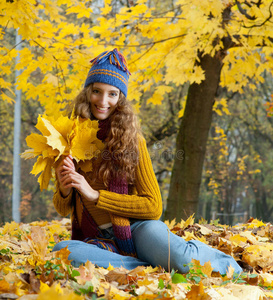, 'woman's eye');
110,92,118,97
92,89,99,94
